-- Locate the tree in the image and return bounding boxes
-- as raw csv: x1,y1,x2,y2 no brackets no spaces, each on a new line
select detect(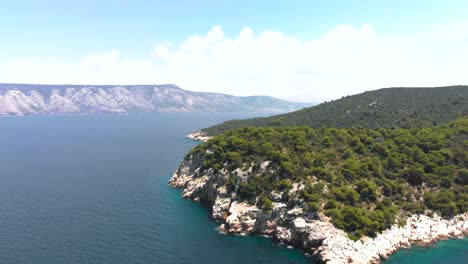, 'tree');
455,169,468,185
356,180,378,202
404,167,425,186
333,186,360,206
277,179,292,191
